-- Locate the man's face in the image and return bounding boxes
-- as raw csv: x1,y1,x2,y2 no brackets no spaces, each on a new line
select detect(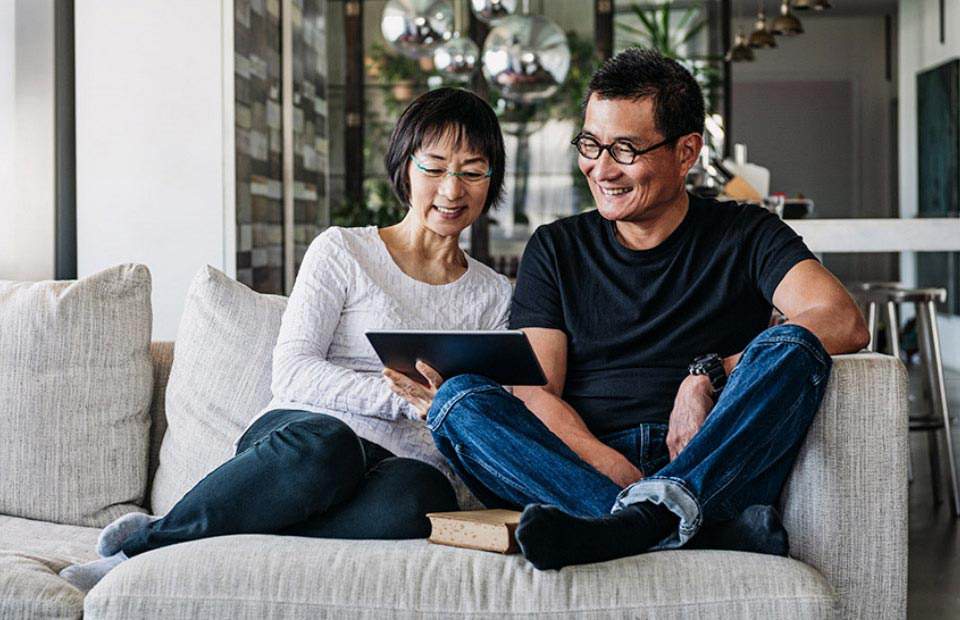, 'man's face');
578,94,694,223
